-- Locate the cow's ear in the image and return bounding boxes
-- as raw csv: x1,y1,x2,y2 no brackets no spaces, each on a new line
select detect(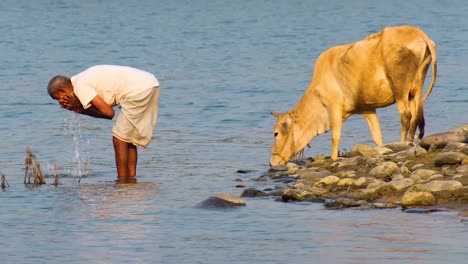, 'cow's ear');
271,111,280,118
